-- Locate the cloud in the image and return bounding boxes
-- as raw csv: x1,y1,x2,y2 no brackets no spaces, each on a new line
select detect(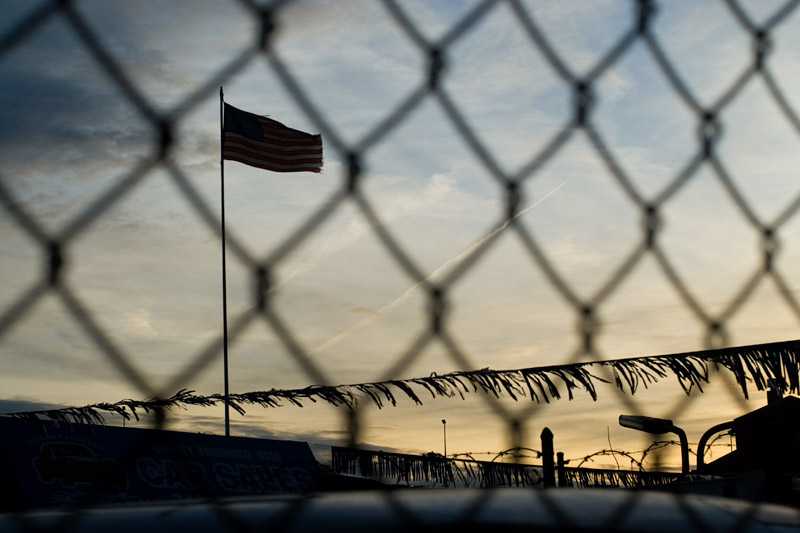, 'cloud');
278,171,459,287
0,398,65,414
123,308,160,338
0,0,253,210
